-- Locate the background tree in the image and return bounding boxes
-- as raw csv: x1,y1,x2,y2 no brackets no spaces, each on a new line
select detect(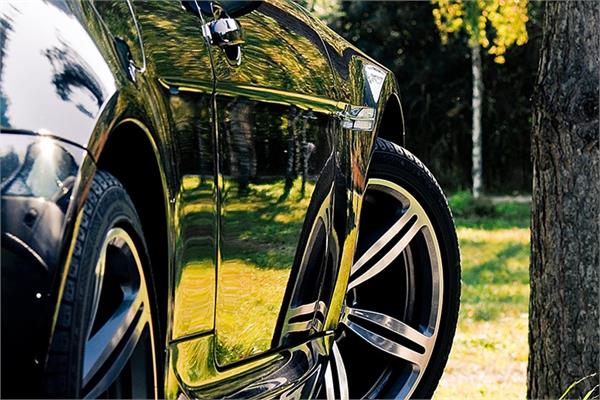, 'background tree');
528,1,599,398
431,0,529,198
330,1,539,195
